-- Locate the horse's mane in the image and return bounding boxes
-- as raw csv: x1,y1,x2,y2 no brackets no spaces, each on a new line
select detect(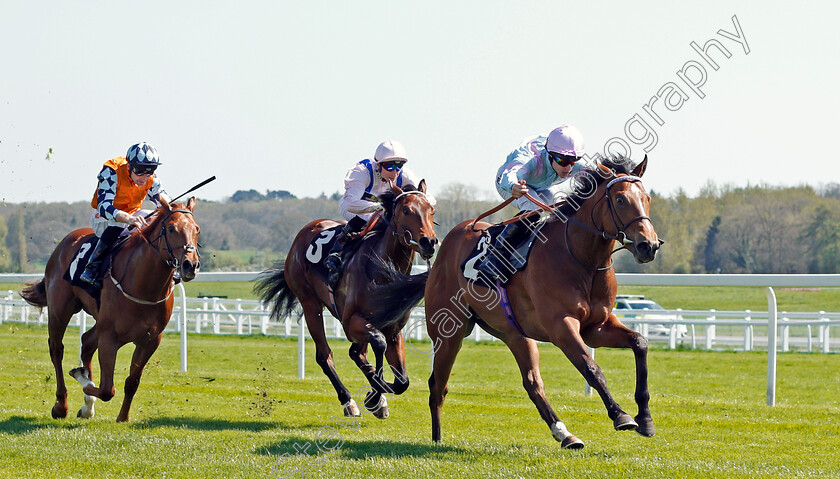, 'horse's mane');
139,203,189,241
552,155,636,219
